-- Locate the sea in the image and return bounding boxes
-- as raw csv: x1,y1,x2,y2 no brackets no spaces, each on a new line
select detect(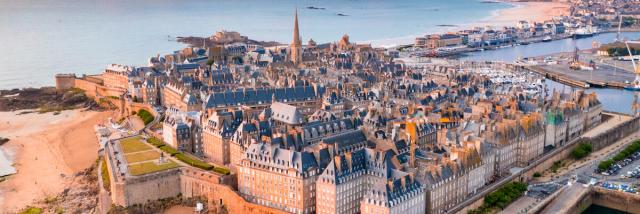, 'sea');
1,0,636,115
0,0,511,89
